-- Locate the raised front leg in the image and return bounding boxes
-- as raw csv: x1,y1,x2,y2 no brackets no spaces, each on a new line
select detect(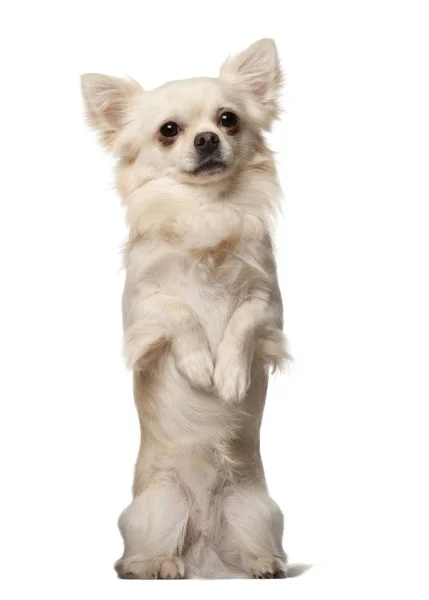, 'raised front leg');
214,299,257,404
124,292,214,392
214,288,286,404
